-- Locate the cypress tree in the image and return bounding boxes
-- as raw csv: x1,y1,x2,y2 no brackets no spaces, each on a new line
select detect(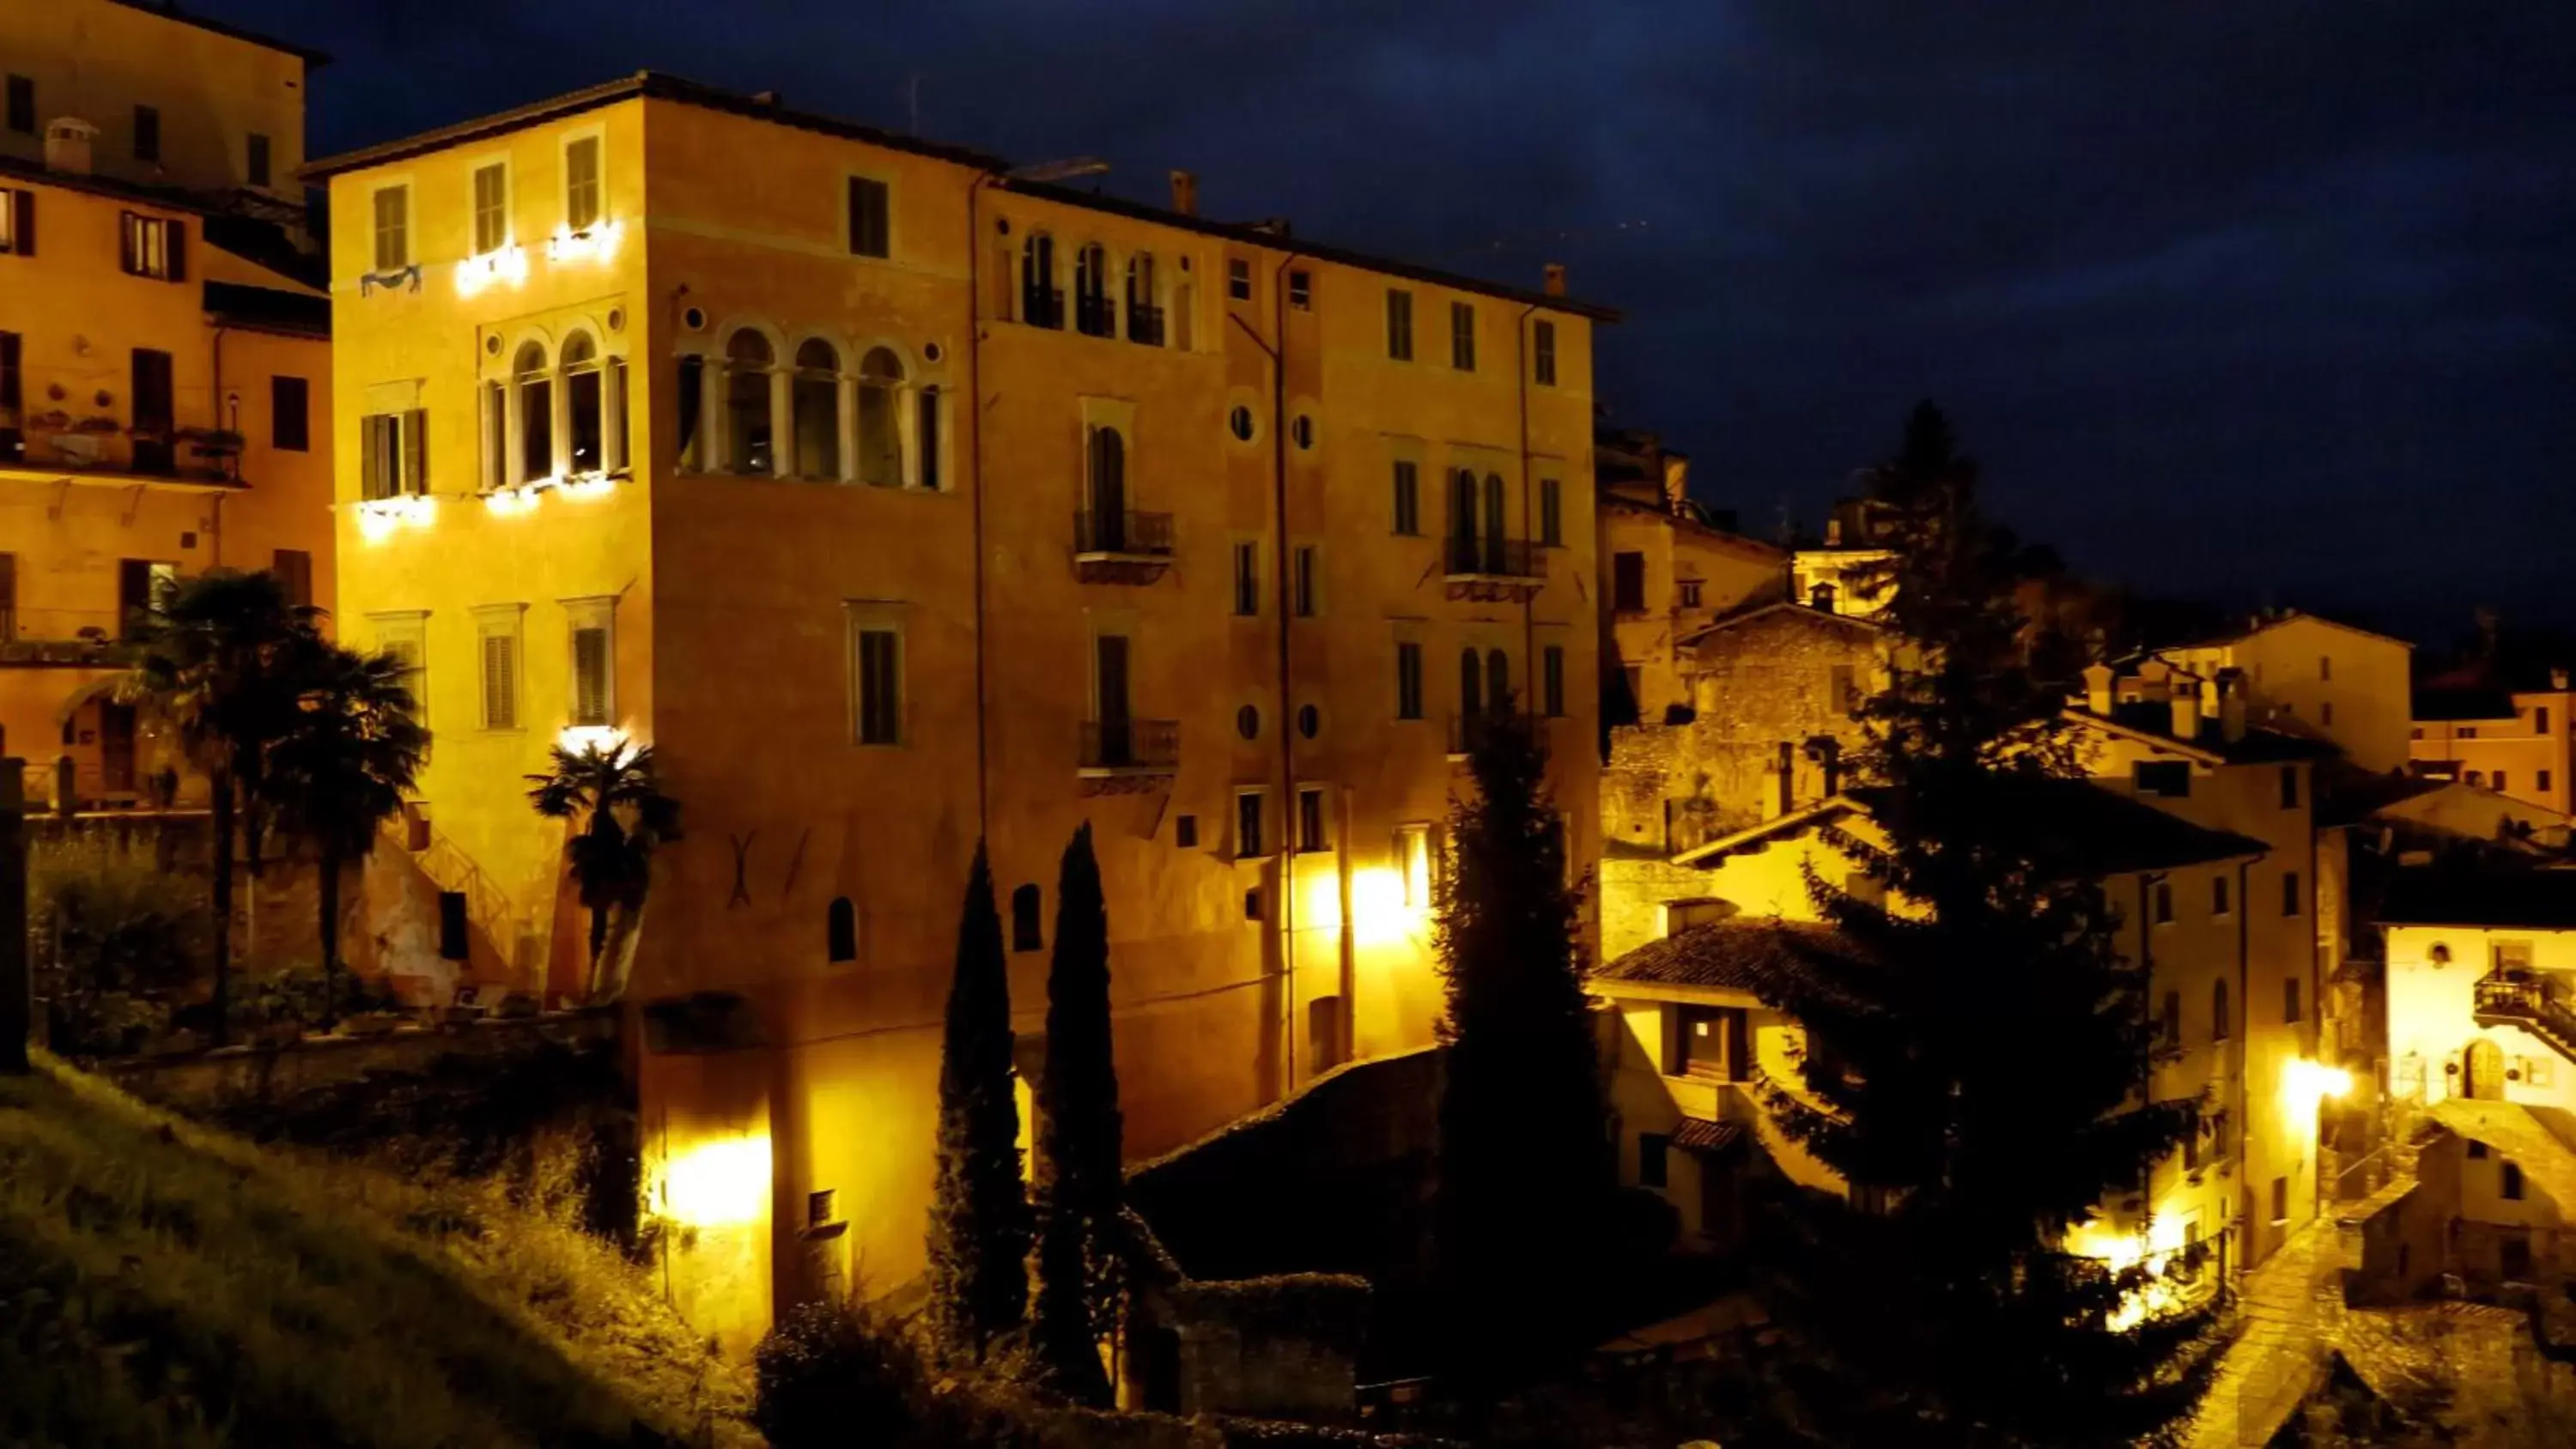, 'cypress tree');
1431,714,1609,1386
1758,403,2221,1446
925,842,1030,1364
1031,823,1122,1404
